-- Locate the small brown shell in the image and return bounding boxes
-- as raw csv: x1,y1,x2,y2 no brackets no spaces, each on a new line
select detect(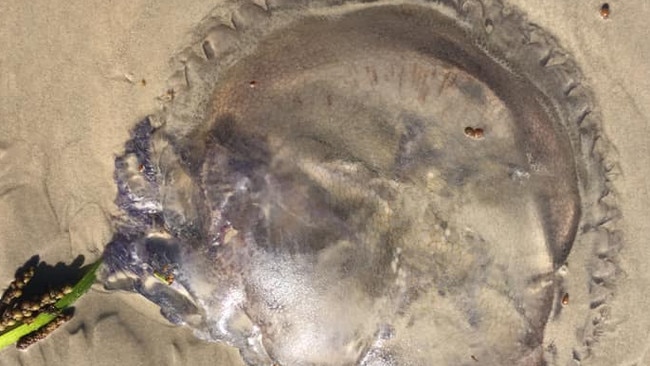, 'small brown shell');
464,126,485,140
600,3,610,19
